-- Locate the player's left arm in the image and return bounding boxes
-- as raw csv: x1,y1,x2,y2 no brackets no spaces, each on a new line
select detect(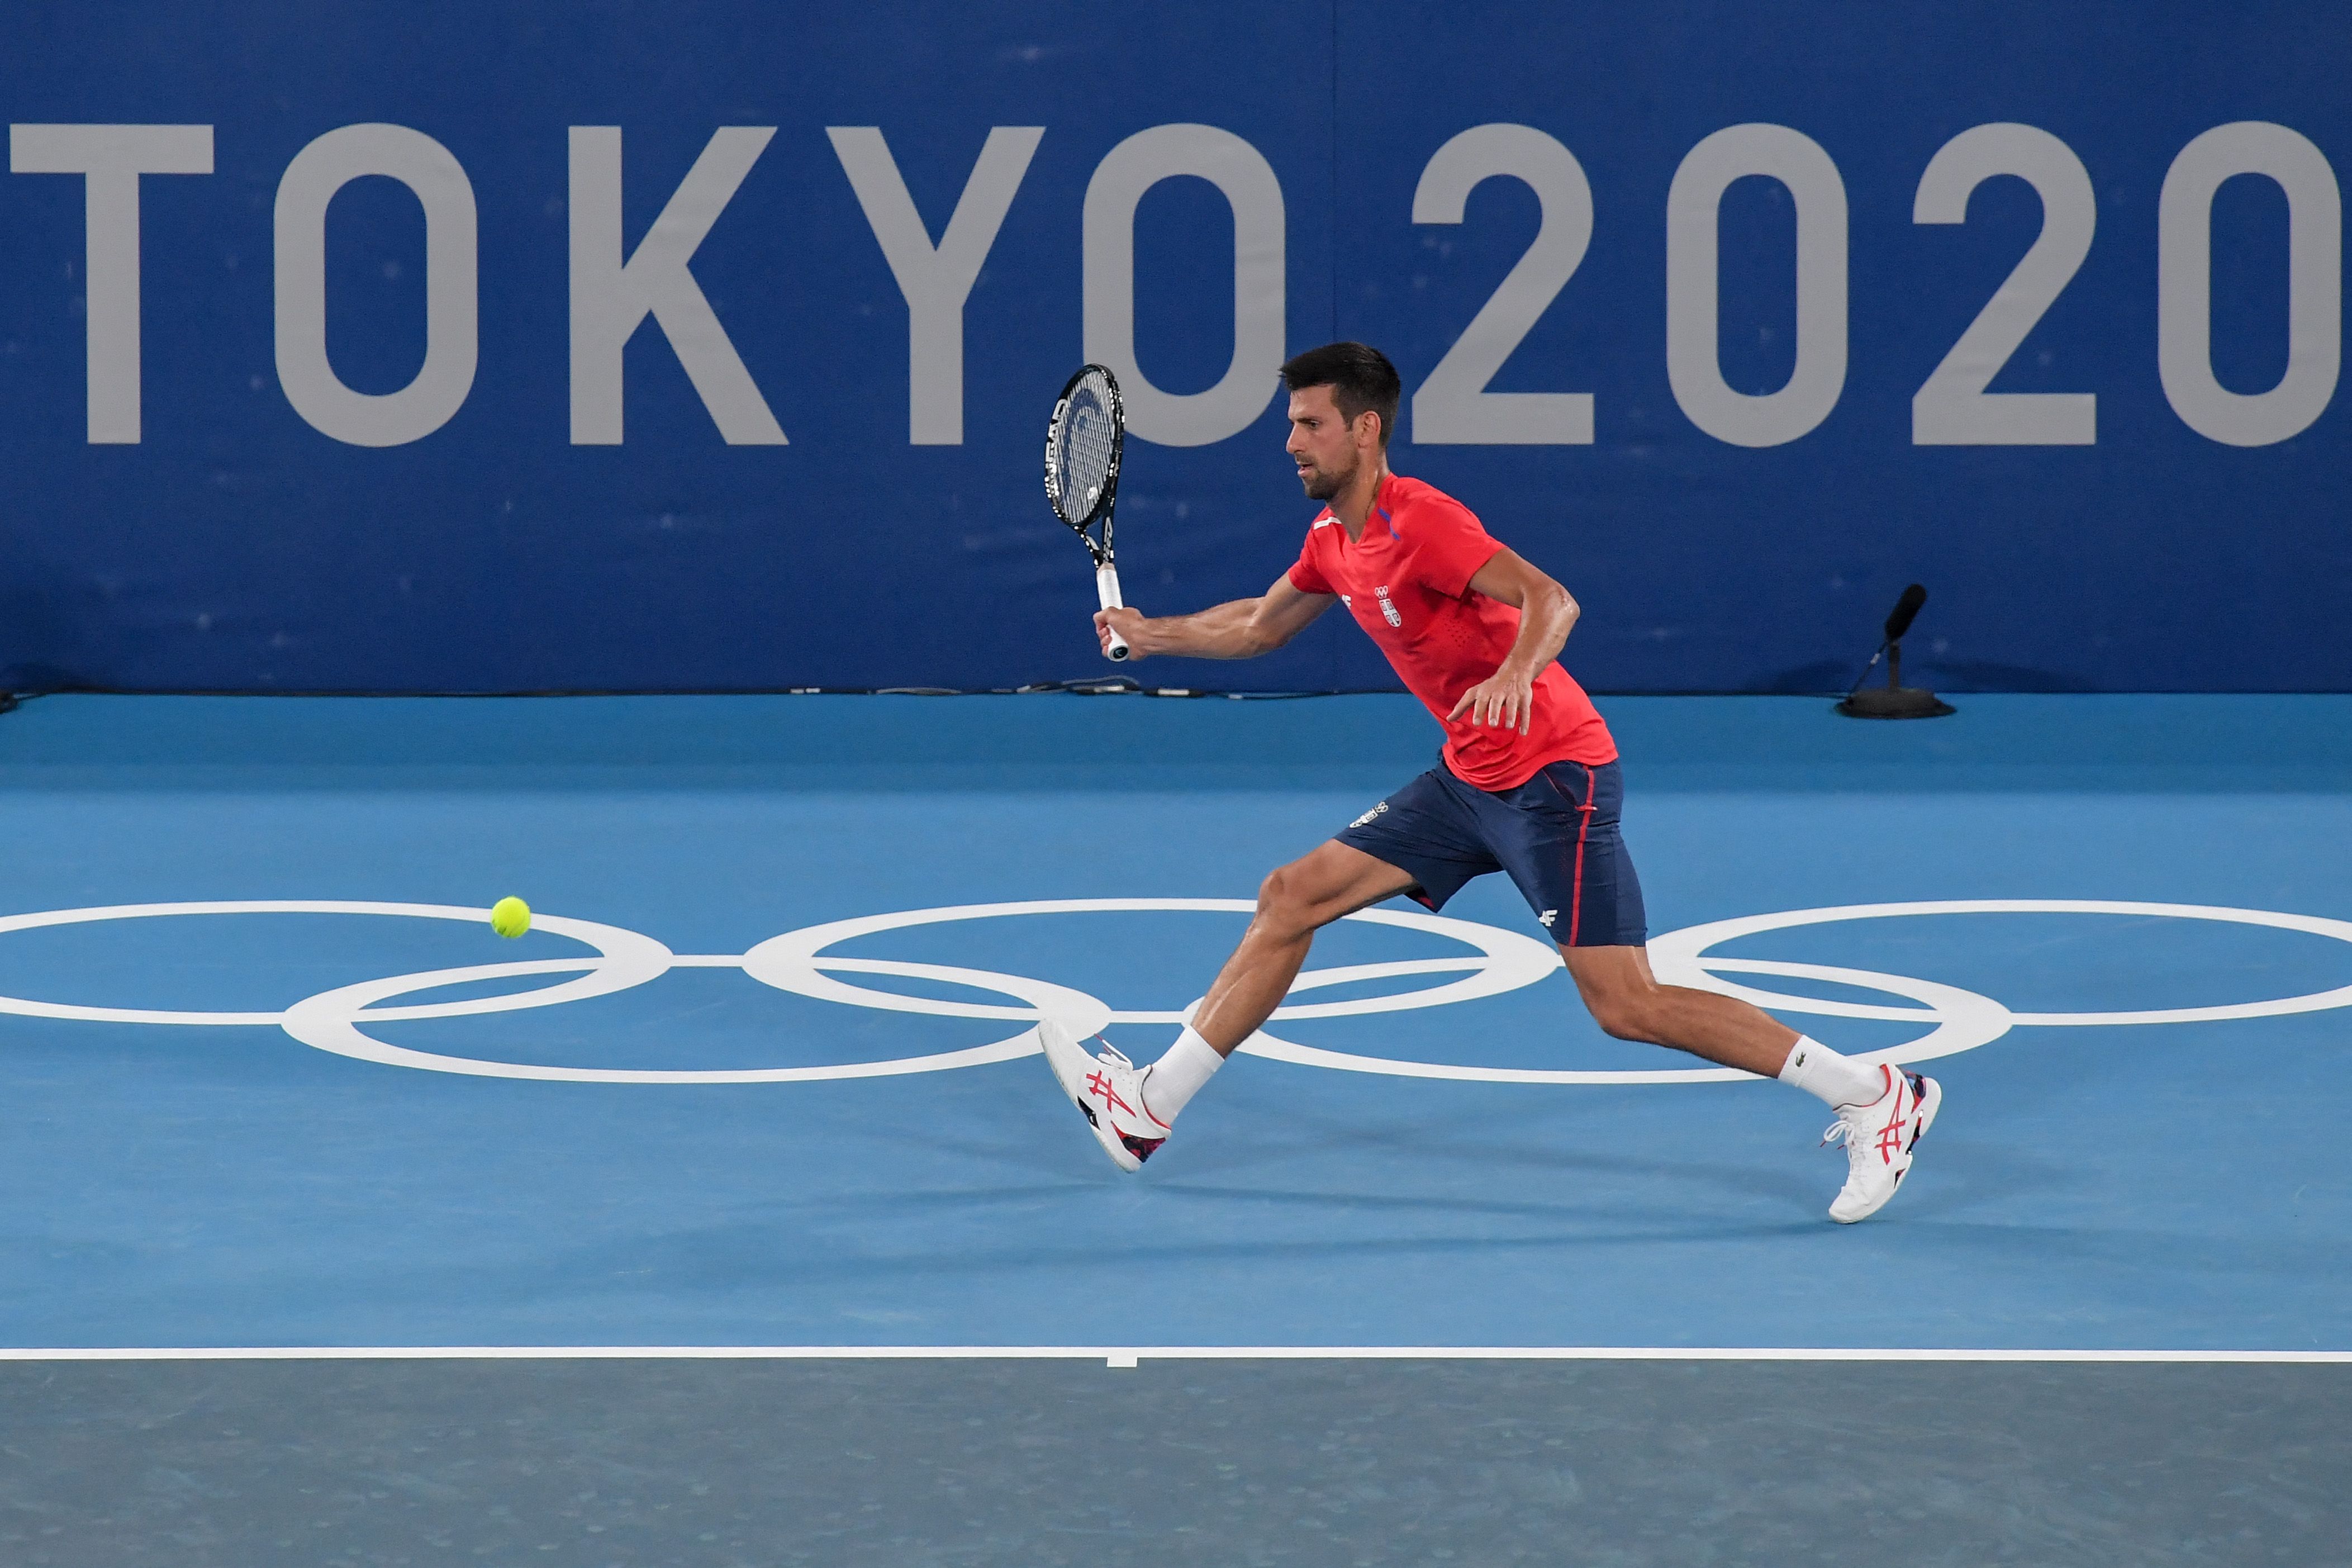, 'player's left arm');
1446,548,1580,735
